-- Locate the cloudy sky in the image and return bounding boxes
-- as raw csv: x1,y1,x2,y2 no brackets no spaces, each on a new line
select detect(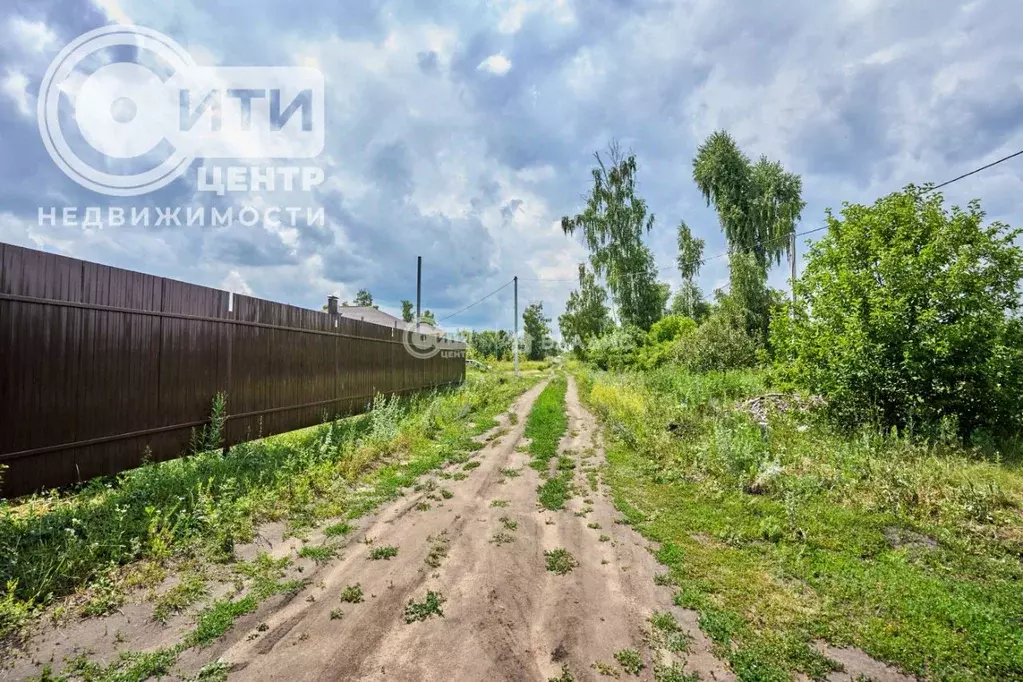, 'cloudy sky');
1,0,1021,334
